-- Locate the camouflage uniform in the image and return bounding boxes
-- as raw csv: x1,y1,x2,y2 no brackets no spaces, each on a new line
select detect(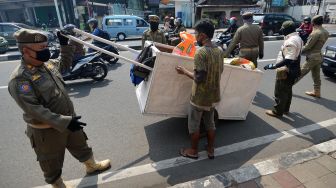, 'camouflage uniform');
225,12,264,67
142,15,166,49
296,15,329,97
8,29,93,184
